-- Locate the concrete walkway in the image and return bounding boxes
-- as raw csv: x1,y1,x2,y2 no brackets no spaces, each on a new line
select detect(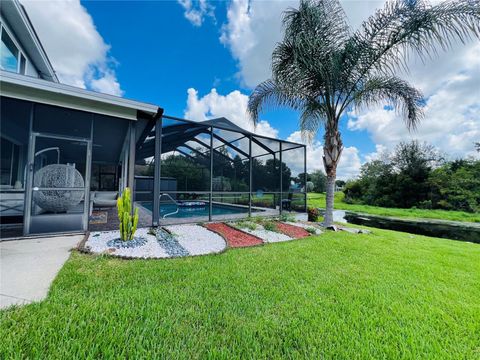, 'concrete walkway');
0,235,83,309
